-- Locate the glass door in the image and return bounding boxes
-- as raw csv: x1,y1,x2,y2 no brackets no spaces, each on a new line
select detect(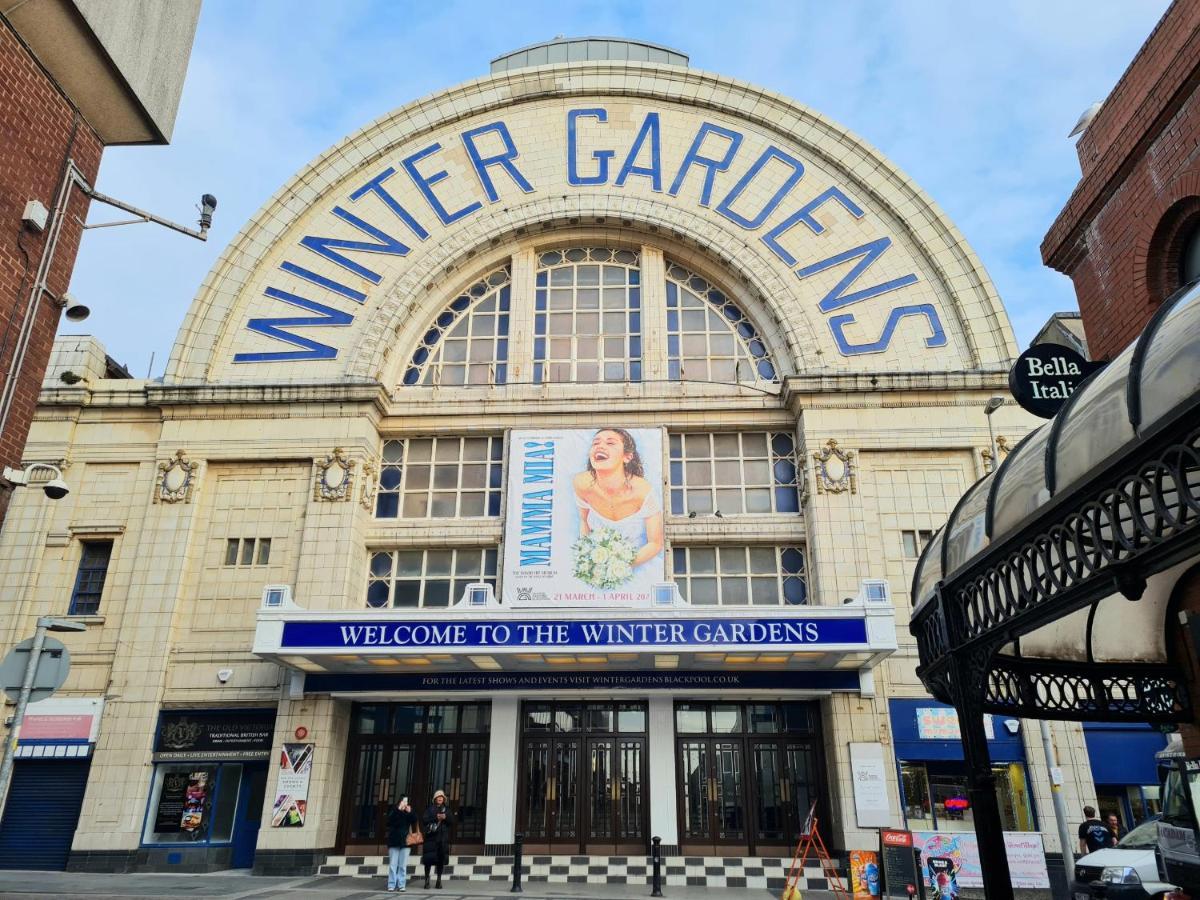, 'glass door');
675,737,748,853
518,701,648,854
